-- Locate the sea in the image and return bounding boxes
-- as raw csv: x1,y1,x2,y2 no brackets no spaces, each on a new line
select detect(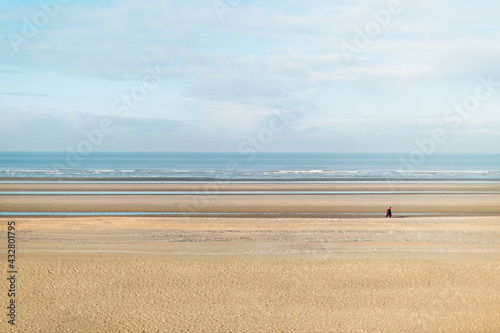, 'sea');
0,152,499,181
